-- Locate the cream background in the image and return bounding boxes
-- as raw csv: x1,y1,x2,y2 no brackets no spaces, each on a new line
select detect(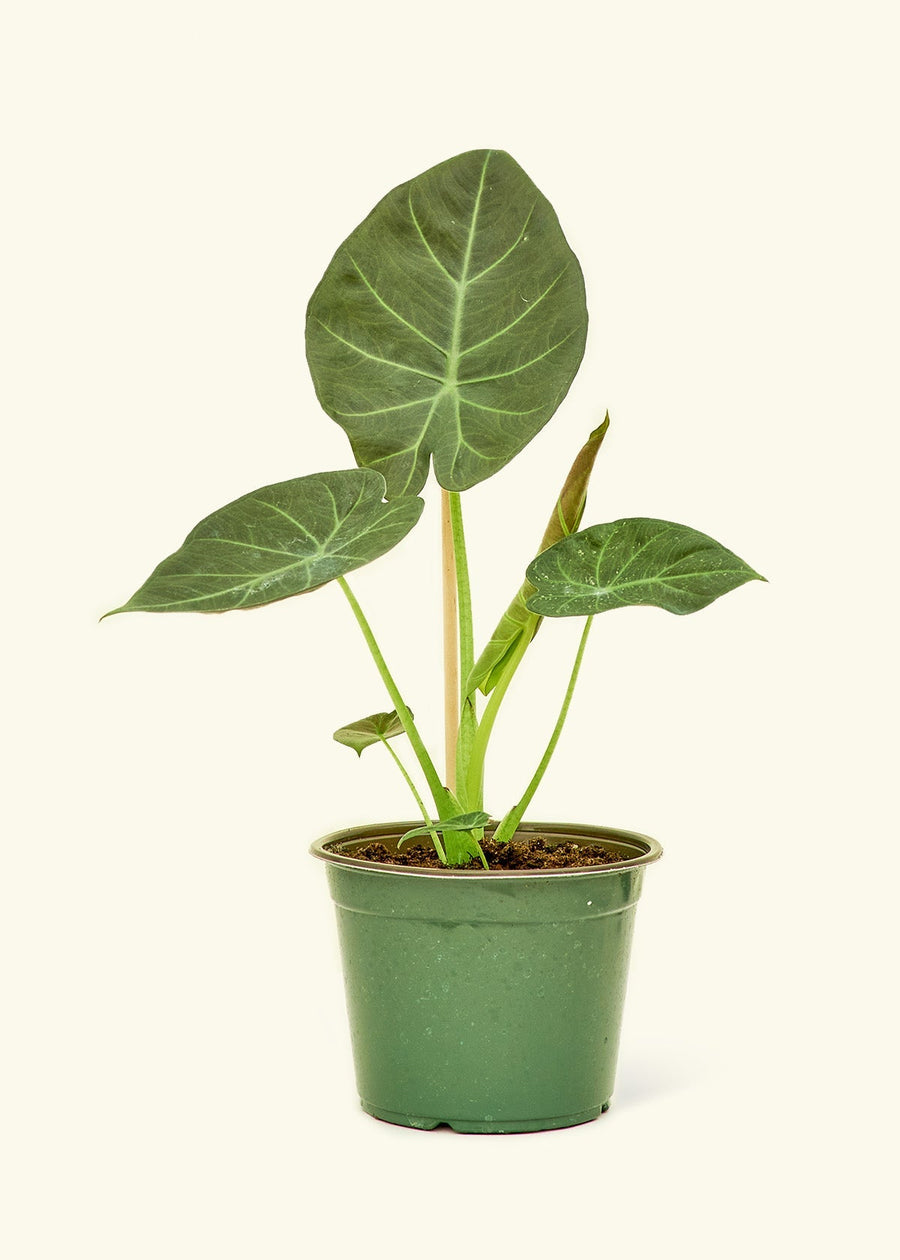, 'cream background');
3,2,897,1256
